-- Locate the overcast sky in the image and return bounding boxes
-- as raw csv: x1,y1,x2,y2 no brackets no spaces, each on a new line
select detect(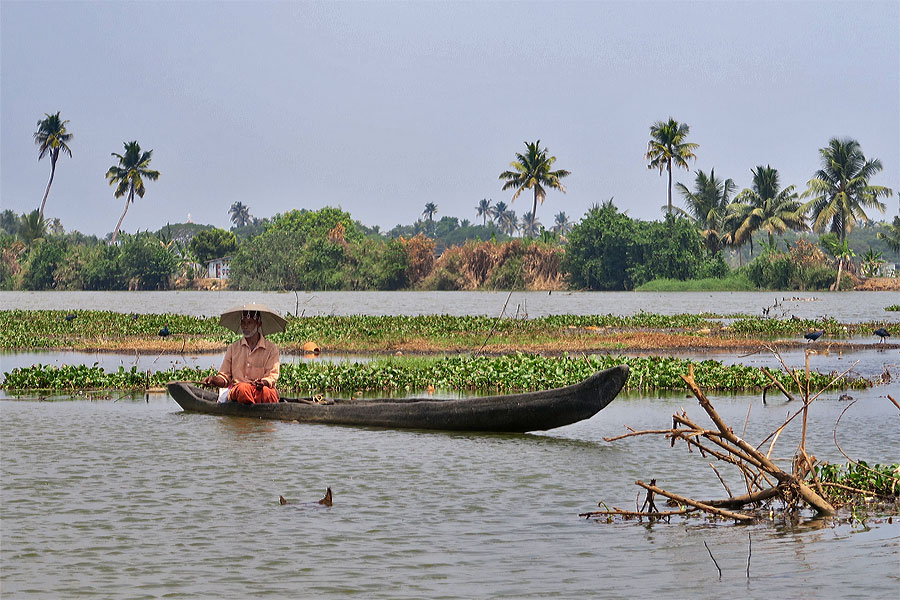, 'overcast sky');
2,1,898,238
